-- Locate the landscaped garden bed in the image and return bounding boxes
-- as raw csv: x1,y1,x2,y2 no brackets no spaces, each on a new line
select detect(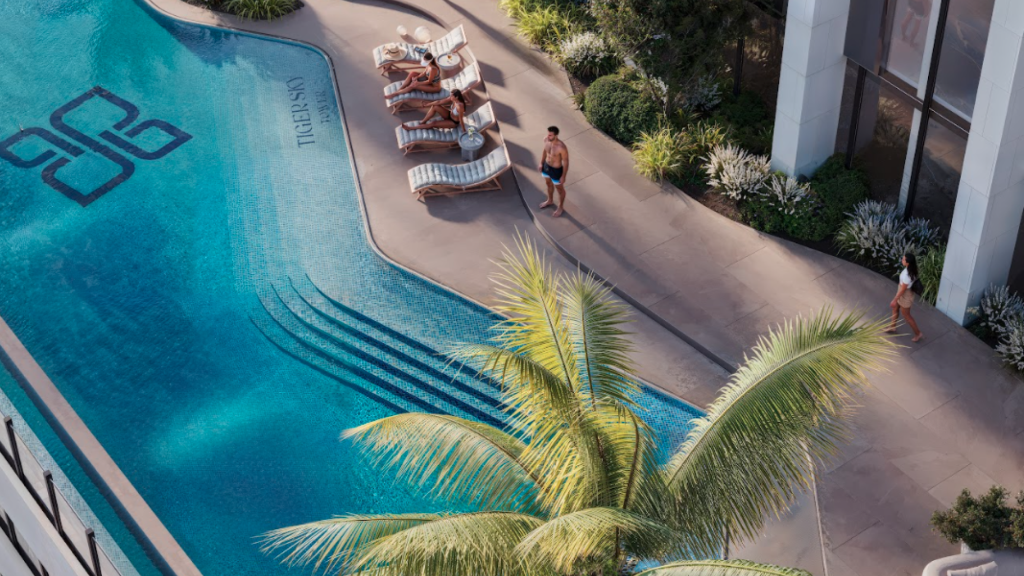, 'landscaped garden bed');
497,0,1024,375
185,0,302,20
